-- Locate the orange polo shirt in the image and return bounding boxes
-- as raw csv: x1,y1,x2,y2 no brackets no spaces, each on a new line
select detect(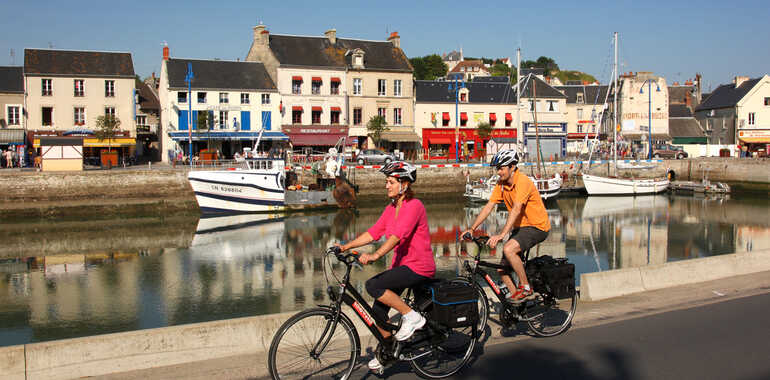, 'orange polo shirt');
489,169,551,232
